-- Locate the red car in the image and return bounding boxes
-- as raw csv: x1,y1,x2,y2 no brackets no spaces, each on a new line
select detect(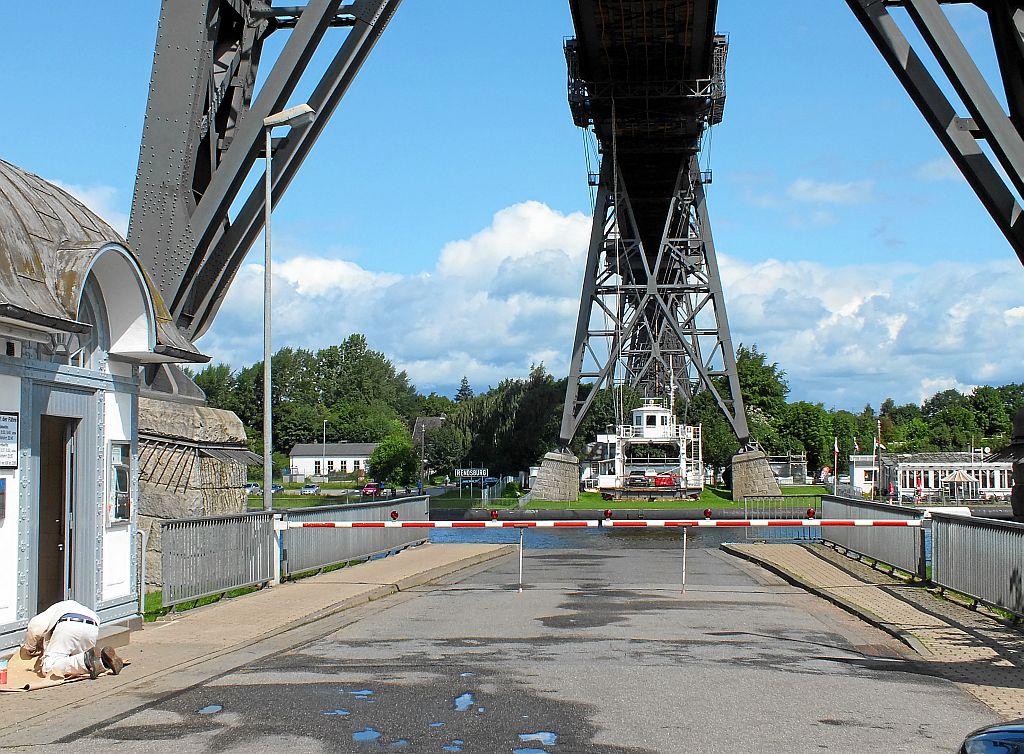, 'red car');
654,474,677,488
361,482,385,496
